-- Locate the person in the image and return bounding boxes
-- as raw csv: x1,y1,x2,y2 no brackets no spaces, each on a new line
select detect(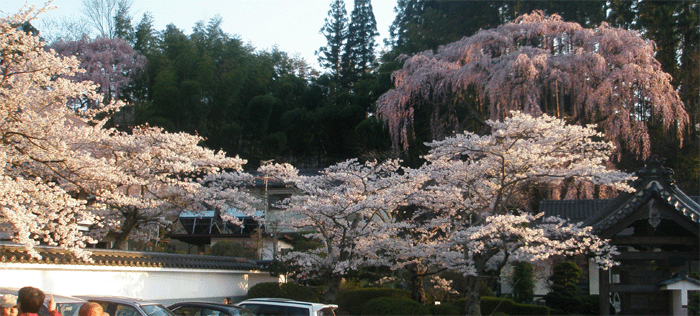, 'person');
17,287,61,316
78,303,105,316
222,298,232,305
0,294,18,316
